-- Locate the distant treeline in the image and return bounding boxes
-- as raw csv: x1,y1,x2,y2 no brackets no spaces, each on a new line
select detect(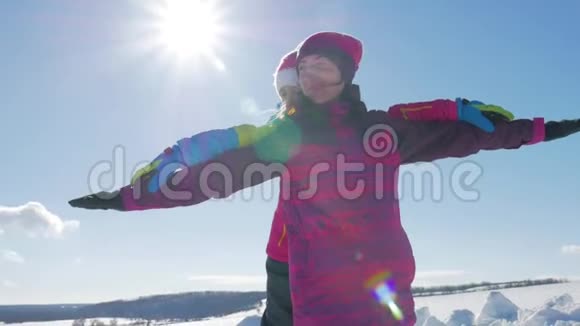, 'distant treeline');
412,278,568,297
